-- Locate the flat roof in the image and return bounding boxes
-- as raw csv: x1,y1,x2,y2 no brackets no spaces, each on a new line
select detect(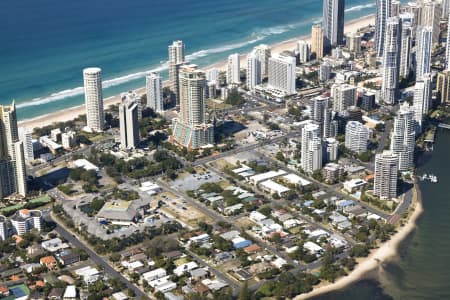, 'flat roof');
250,170,287,184
259,180,290,193
282,173,311,186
